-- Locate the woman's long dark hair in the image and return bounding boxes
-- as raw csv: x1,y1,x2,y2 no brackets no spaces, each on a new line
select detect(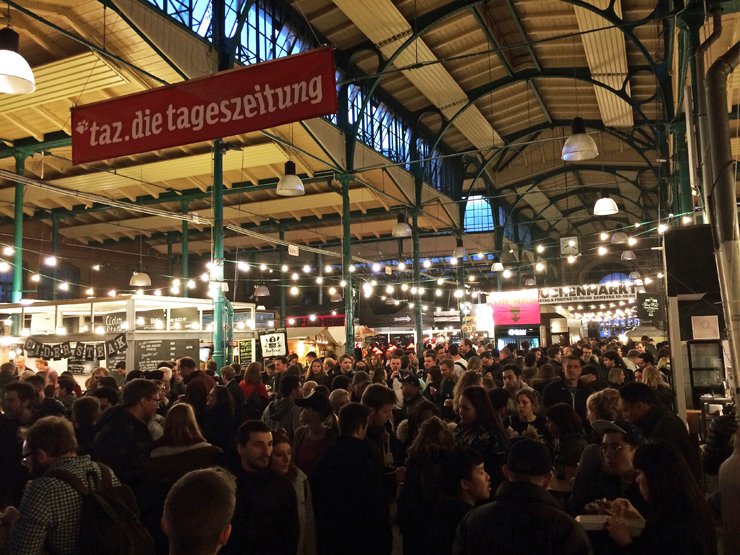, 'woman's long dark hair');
462,386,507,442
633,442,717,555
